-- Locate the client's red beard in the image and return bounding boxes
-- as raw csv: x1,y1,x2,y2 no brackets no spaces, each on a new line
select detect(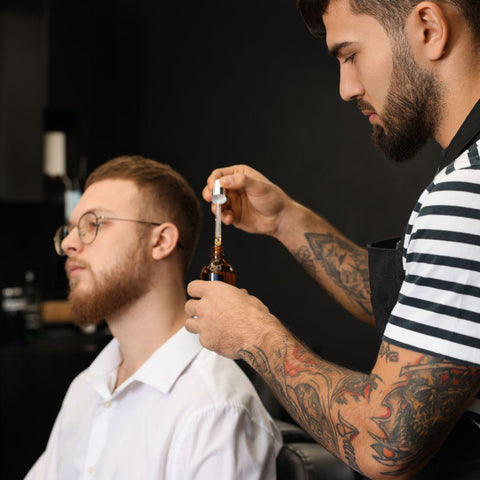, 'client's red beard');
67,242,153,327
